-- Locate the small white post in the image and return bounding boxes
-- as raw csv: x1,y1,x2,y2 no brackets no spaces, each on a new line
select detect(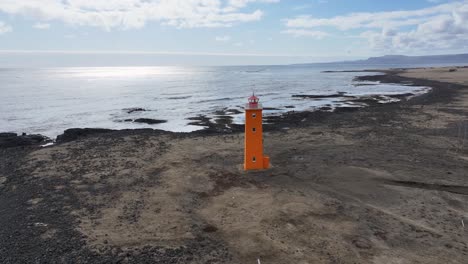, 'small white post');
257,258,261,264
